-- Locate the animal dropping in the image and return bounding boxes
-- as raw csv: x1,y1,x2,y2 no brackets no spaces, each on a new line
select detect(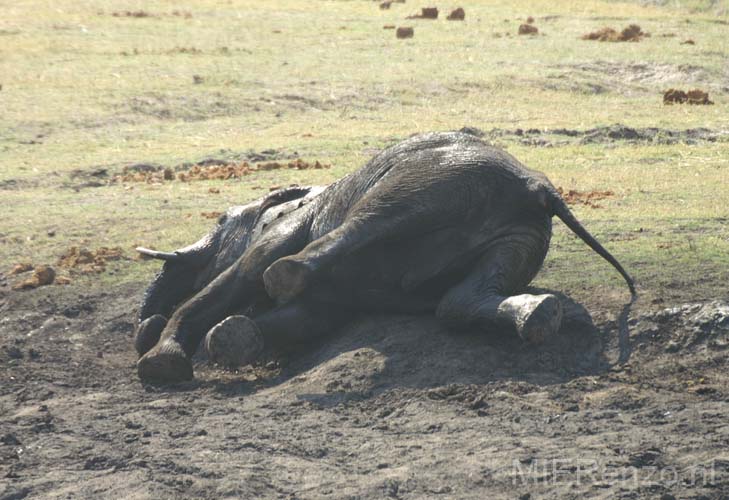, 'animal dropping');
447,8,465,21
396,26,414,39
